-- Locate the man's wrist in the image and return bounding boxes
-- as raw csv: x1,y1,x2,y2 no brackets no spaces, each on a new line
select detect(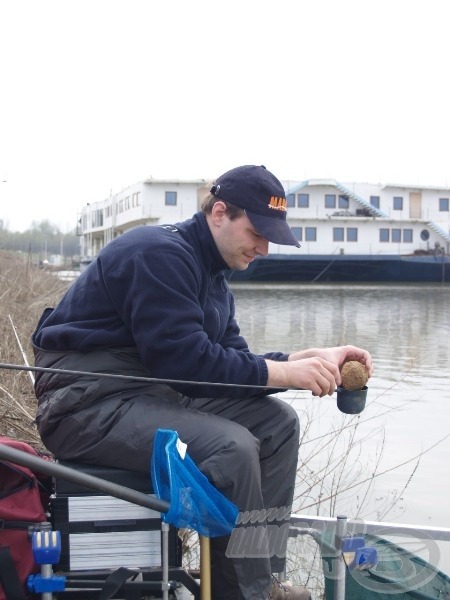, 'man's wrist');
265,359,289,388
